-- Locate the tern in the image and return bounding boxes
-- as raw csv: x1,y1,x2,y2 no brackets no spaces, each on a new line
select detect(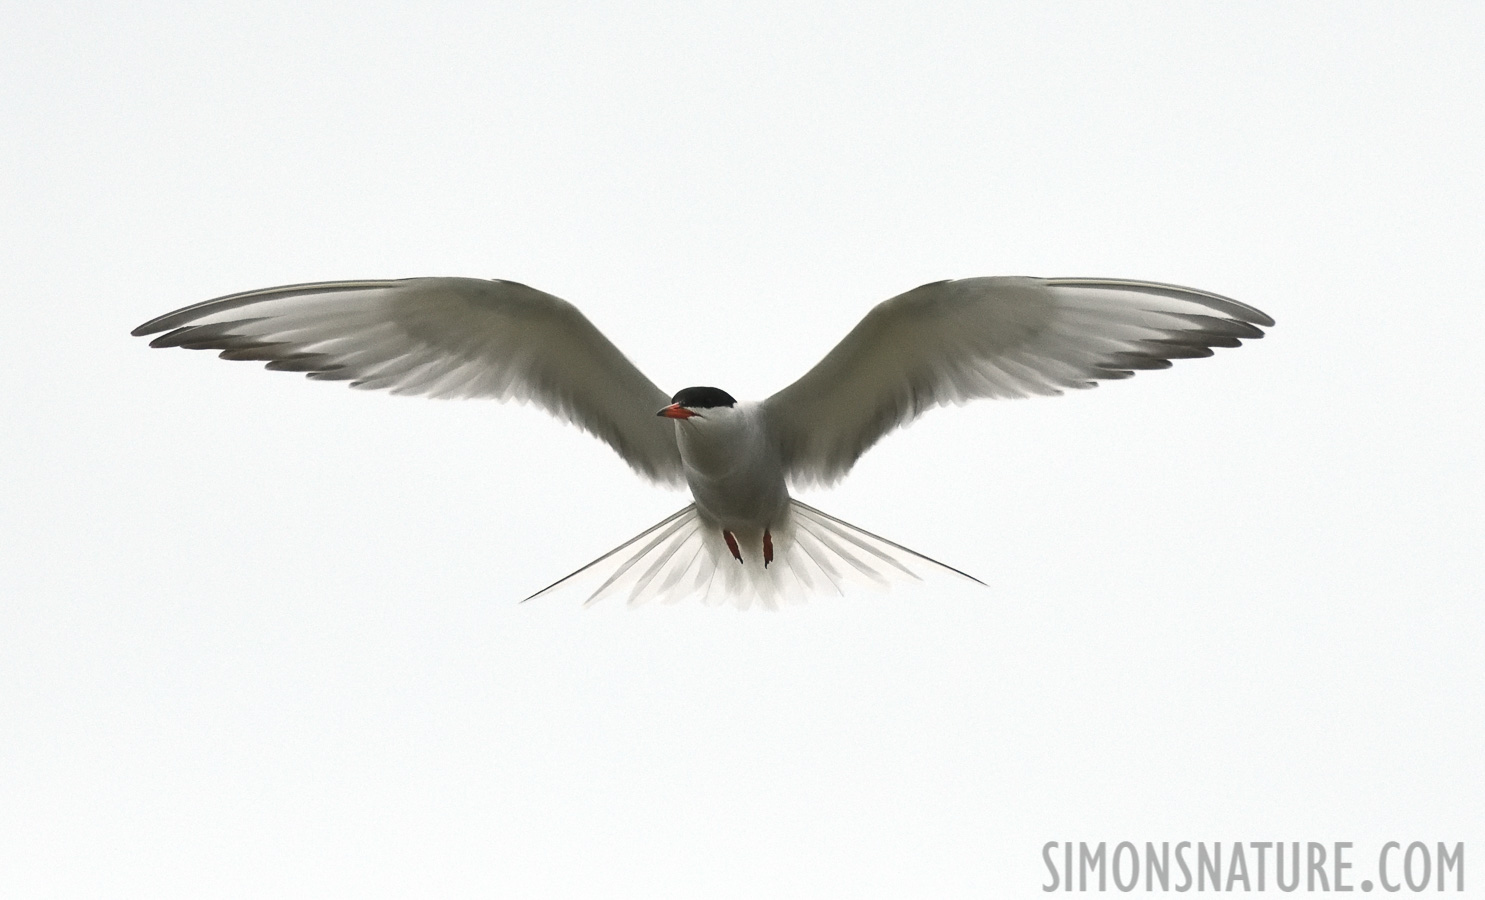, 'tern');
133,276,1272,608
